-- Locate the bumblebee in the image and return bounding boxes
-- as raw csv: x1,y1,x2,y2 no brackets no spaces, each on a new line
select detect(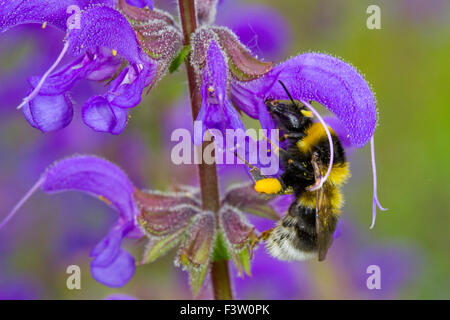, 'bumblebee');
250,81,350,261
